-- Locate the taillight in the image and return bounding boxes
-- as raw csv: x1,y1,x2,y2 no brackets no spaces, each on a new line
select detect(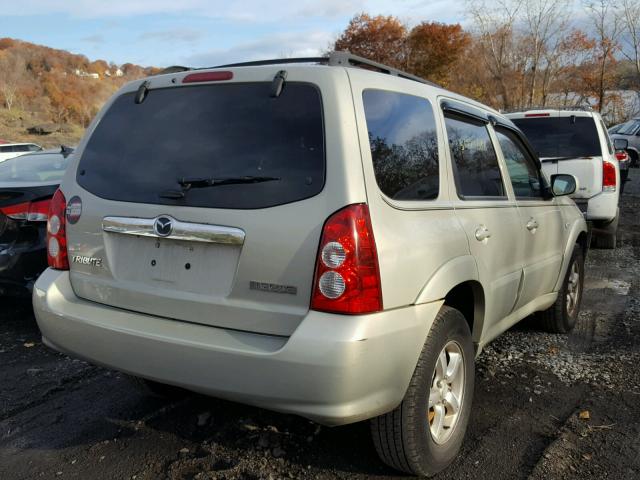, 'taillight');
0,199,51,221
311,204,382,314
602,160,617,192
47,189,69,270
615,151,628,162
